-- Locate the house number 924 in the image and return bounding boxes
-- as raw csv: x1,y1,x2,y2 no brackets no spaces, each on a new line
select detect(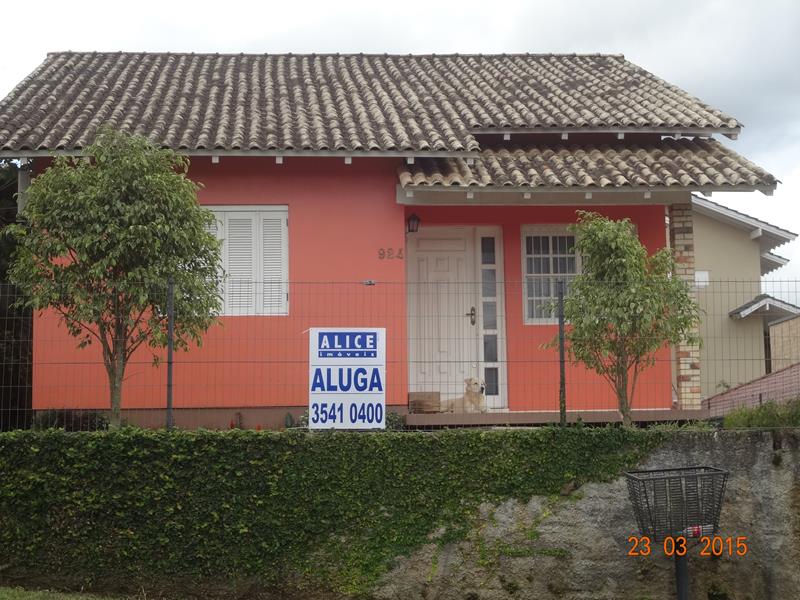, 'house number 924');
378,248,404,259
